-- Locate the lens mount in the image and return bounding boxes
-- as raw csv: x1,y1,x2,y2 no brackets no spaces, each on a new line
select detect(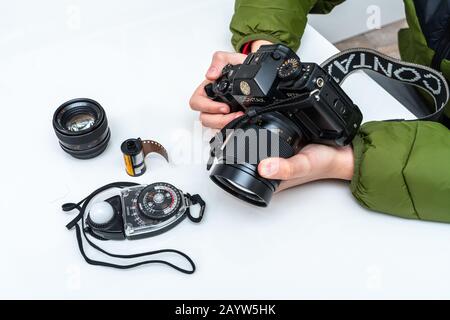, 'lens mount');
53,98,111,159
